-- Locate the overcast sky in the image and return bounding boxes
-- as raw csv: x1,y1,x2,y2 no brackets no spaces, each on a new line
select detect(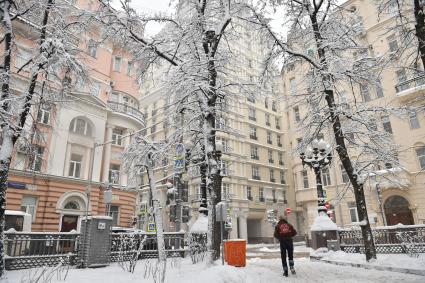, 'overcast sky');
112,0,285,38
